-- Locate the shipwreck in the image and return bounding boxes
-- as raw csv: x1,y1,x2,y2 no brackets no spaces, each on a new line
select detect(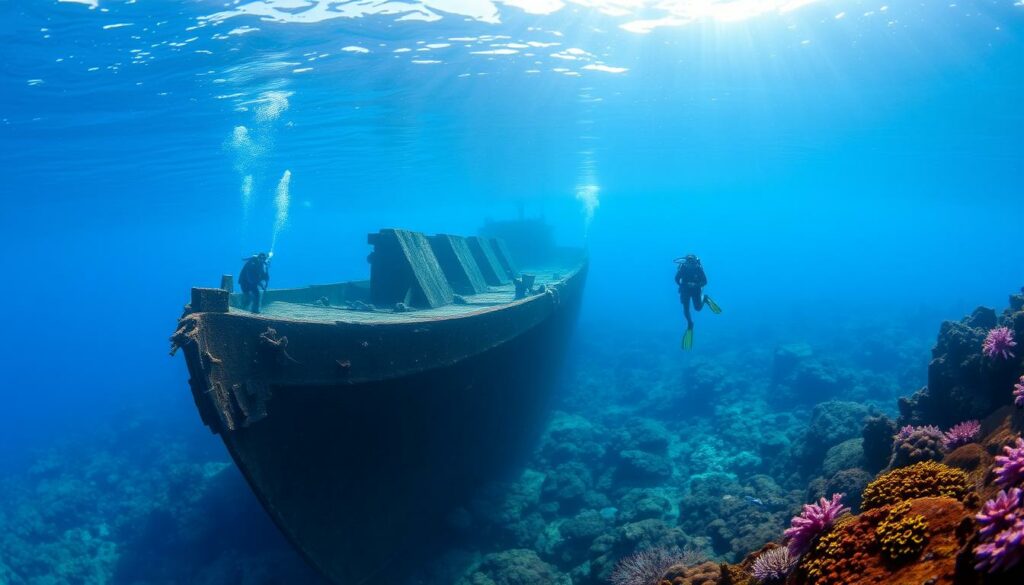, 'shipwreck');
170,221,588,584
